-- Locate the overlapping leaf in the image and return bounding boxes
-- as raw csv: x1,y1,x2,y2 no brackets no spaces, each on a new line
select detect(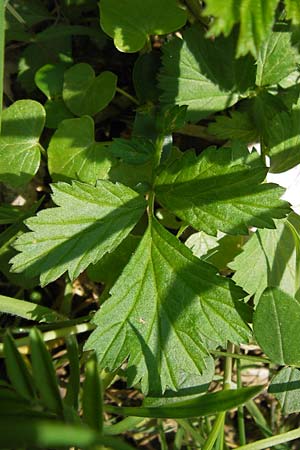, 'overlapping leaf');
100,0,187,53
155,146,290,235
269,367,300,414
208,111,258,143
48,116,114,183
85,219,249,395
159,26,255,122
10,181,146,286
230,214,300,304
0,100,45,187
